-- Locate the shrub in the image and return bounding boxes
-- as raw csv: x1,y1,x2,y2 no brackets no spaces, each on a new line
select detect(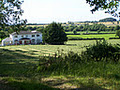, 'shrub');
81,40,120,62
